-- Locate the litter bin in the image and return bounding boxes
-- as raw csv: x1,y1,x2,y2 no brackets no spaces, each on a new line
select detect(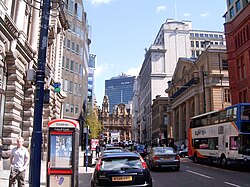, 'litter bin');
84,152,92,167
